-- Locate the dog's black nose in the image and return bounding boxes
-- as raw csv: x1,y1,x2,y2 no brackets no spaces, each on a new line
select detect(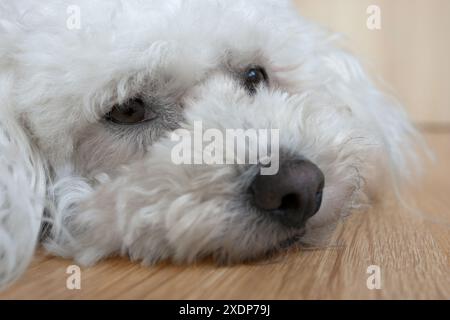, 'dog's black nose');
250,159,325,228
